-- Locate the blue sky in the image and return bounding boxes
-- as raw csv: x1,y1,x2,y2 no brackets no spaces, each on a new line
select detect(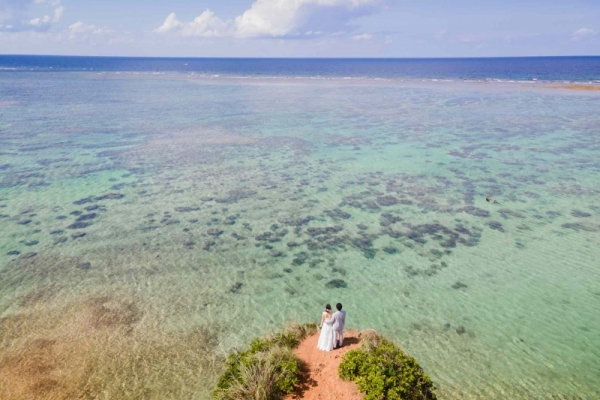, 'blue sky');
0,0,598,57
